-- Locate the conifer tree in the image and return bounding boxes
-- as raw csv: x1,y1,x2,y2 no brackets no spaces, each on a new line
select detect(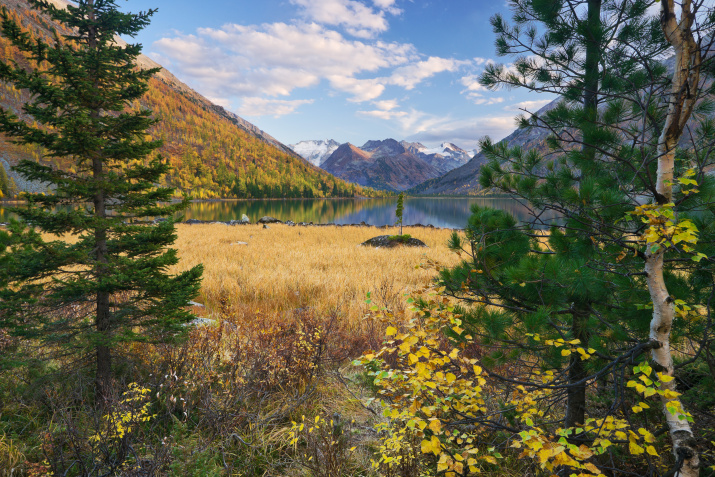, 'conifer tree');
0,0,203,401
395,192,404,235
440,0,715,473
